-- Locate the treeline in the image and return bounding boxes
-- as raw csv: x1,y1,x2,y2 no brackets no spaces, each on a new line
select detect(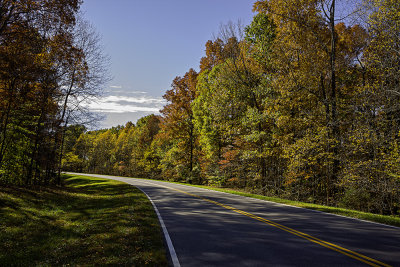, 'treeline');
67,0,399,215
0,1,108,185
